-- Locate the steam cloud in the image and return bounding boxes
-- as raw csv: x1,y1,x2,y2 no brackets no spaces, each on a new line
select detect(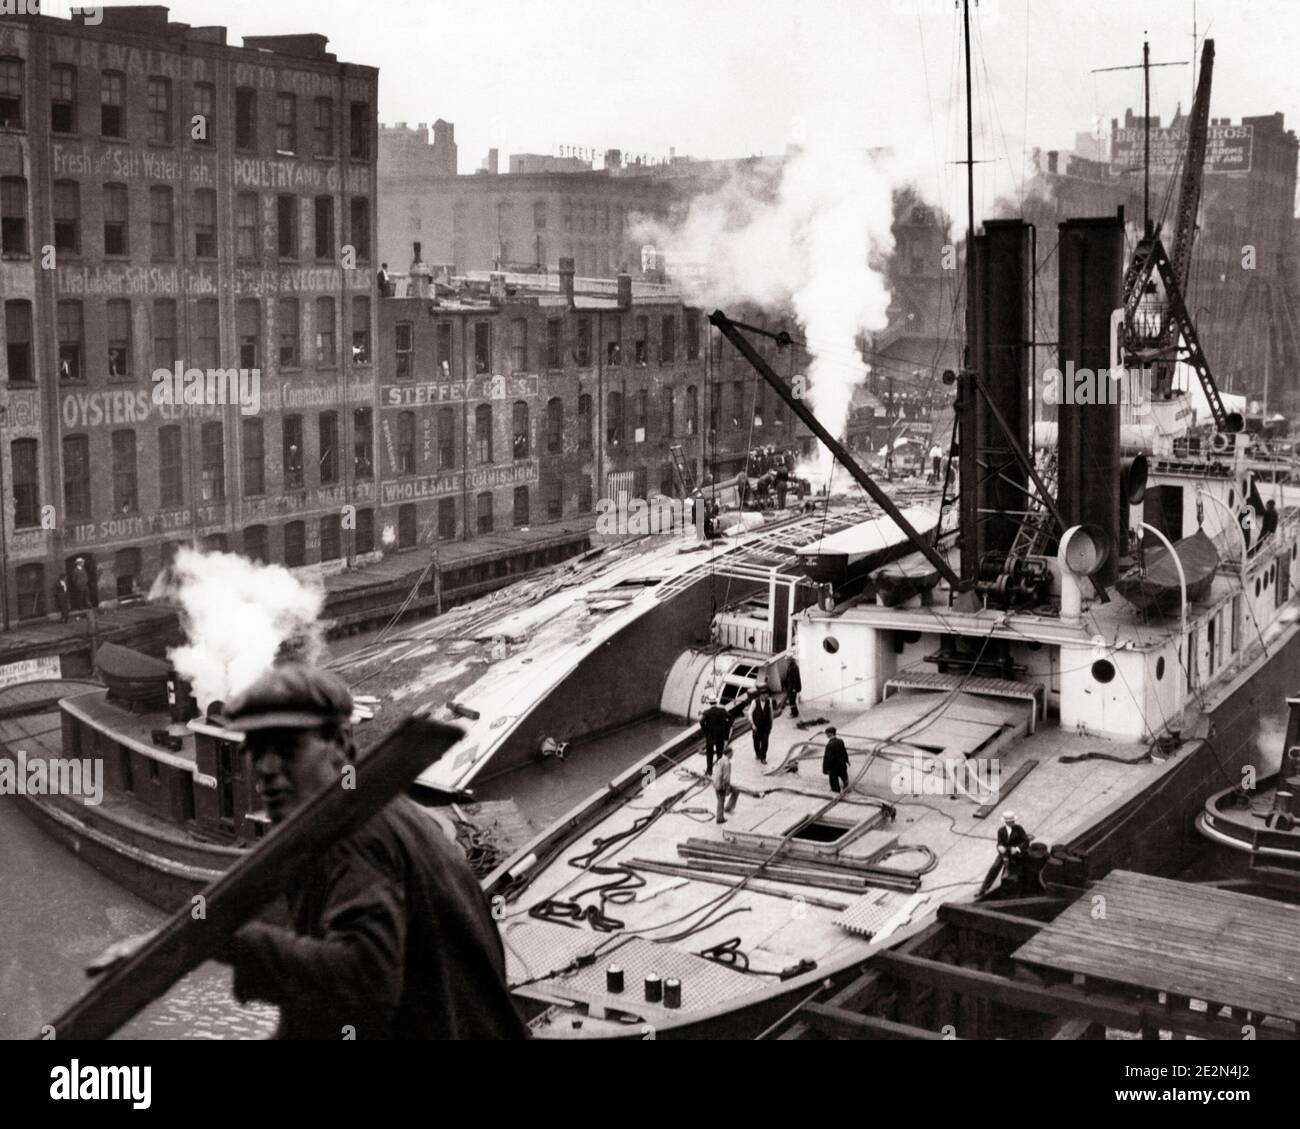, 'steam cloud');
632,144,898,478
150,547,325,712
